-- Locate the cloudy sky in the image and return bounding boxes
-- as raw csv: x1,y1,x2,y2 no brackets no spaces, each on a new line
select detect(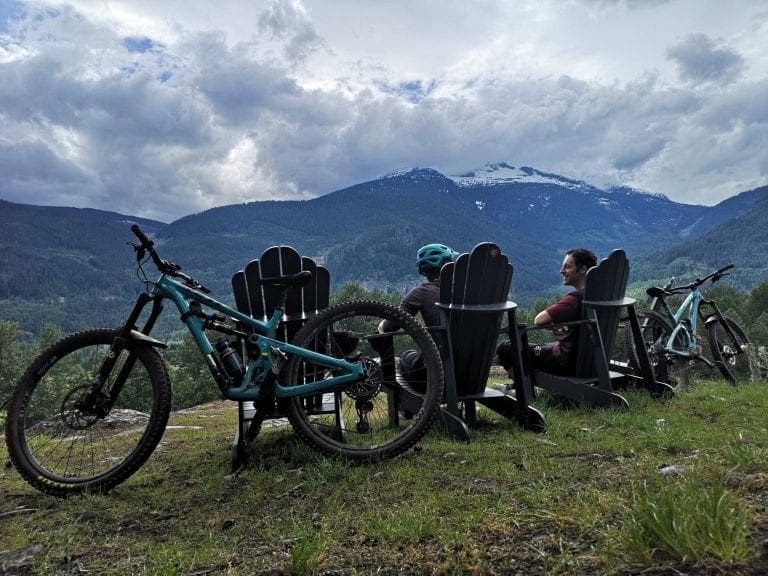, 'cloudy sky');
1,0,766,222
